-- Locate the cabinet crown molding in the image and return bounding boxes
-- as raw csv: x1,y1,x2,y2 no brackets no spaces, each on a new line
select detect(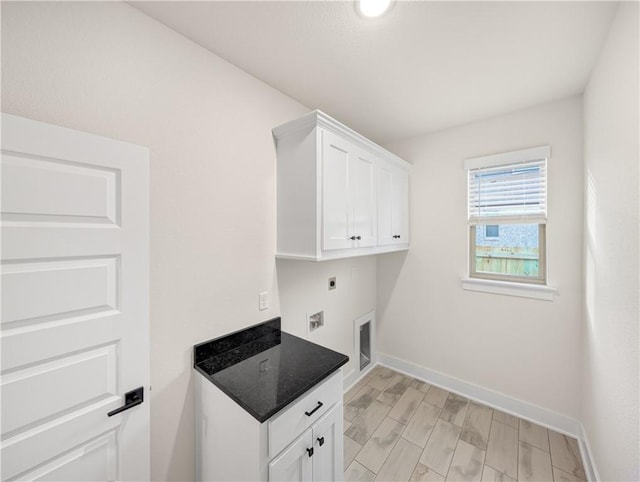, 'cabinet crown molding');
273,109,410,169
